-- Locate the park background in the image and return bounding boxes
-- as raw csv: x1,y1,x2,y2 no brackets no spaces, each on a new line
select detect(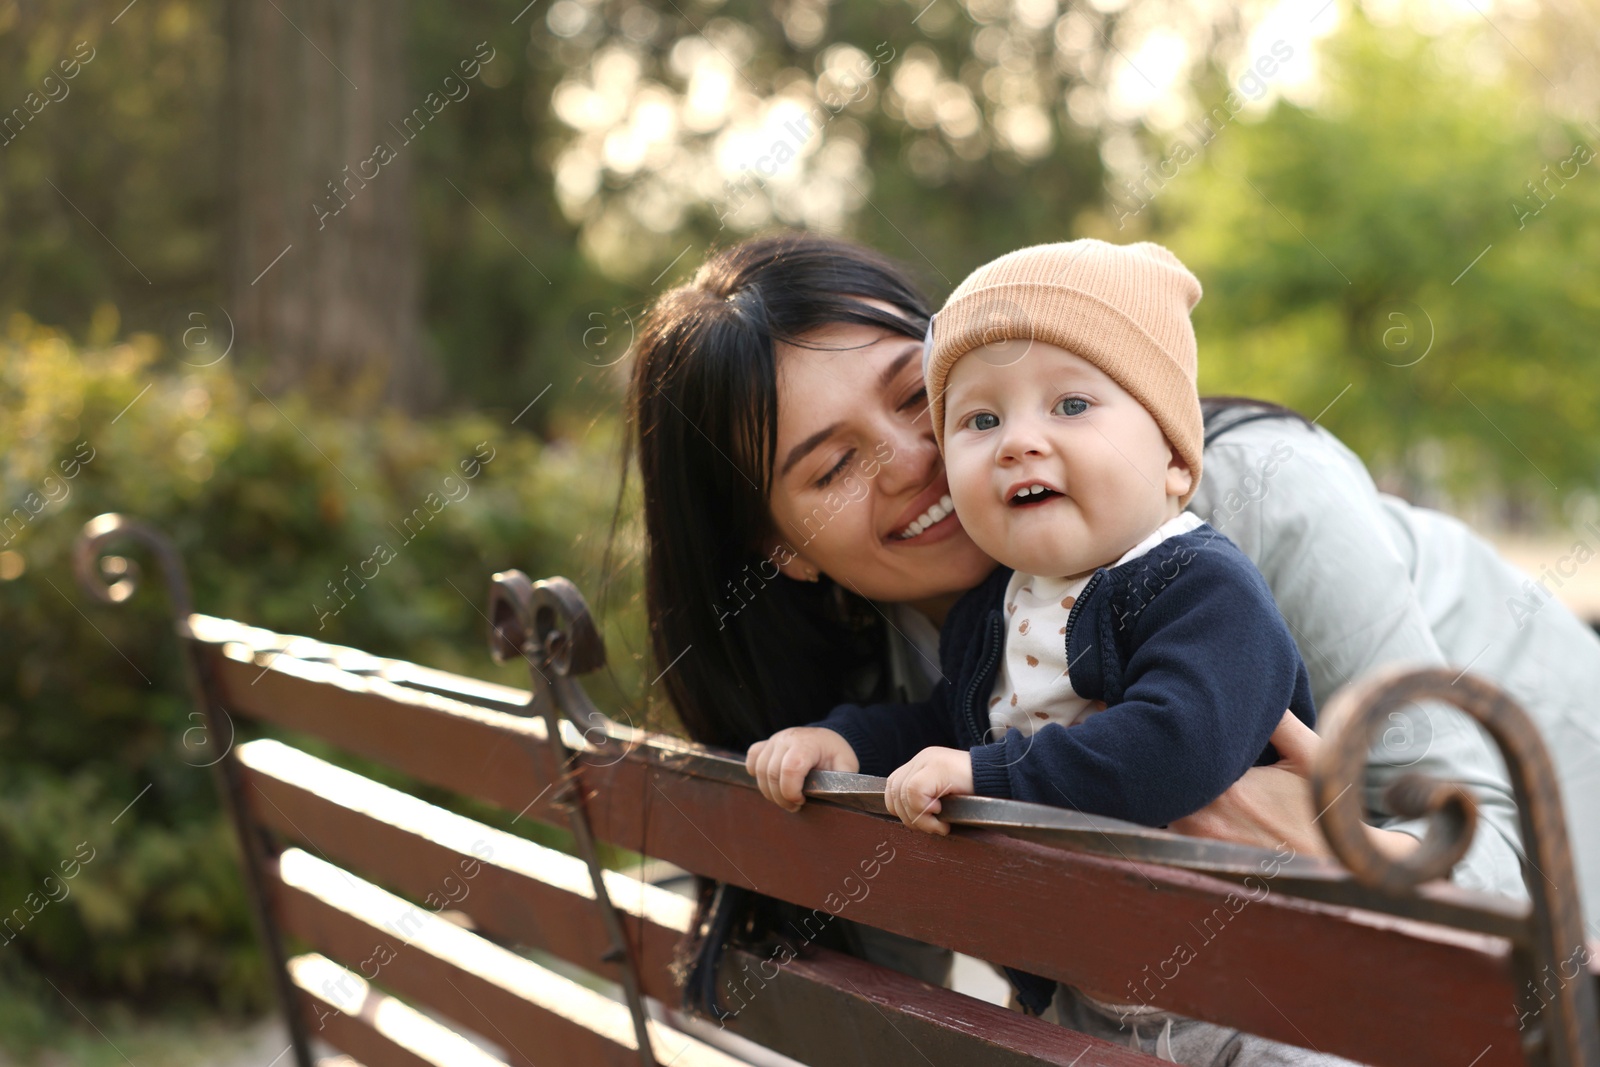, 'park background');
2,0,1600,1060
